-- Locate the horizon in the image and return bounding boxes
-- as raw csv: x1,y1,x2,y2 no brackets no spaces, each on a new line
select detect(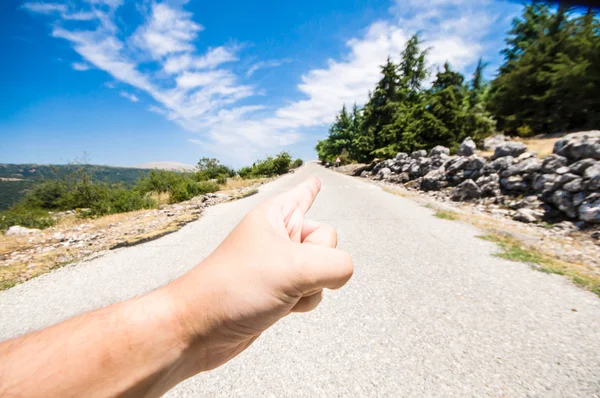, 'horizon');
0,0,523,168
